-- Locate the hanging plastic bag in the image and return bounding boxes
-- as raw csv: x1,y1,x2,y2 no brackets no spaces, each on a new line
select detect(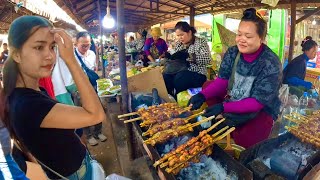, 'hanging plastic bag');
279,84,290,112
